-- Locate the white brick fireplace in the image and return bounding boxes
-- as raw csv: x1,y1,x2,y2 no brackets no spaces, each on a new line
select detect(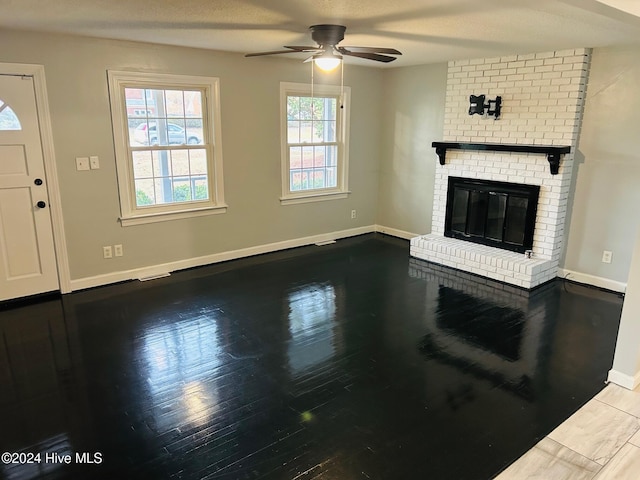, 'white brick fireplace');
410,48,591,289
